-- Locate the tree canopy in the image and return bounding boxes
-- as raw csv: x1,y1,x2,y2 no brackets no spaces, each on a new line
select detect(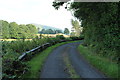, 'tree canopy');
0,20,37,39
71,19,82,37
64,28,70,35
52,2,119,60
39,28,62,34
